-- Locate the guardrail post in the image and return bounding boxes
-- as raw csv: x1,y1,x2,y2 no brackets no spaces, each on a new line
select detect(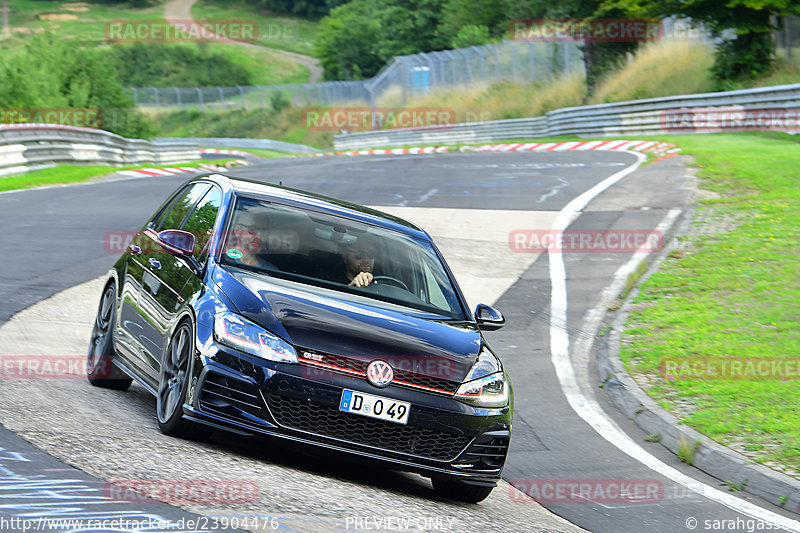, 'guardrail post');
195,88,203,111
528,42,536,81
175,87,181,107
503,41,517,82
472,46,487,81
153,88,160,113
237,86,246,108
